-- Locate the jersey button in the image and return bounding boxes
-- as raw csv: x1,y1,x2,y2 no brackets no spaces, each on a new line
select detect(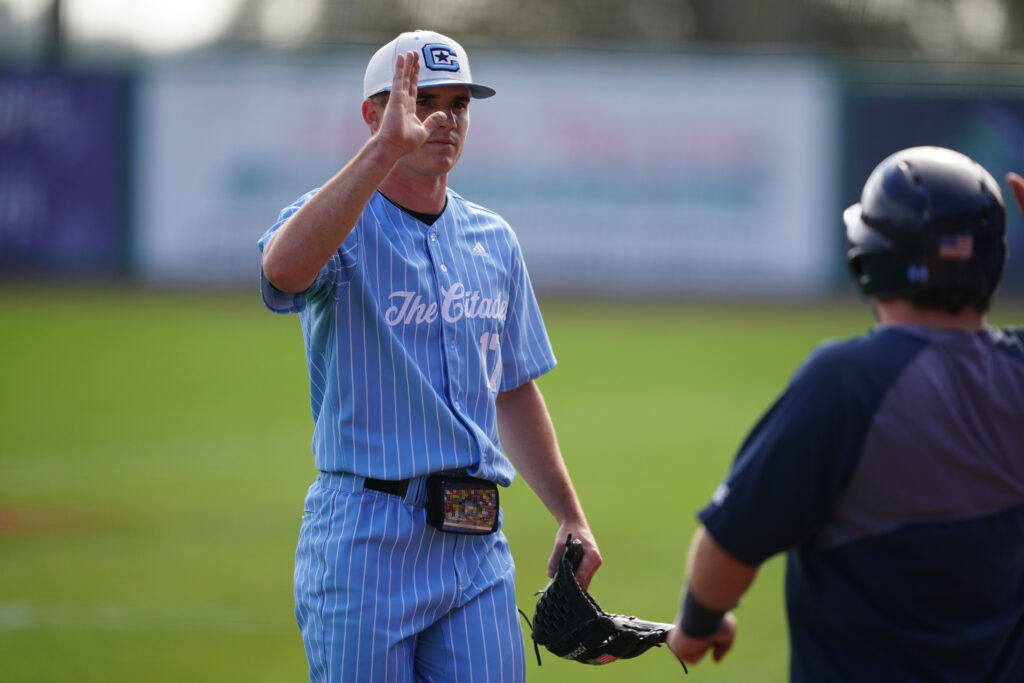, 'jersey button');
440,264,448,272
430,233,438,242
